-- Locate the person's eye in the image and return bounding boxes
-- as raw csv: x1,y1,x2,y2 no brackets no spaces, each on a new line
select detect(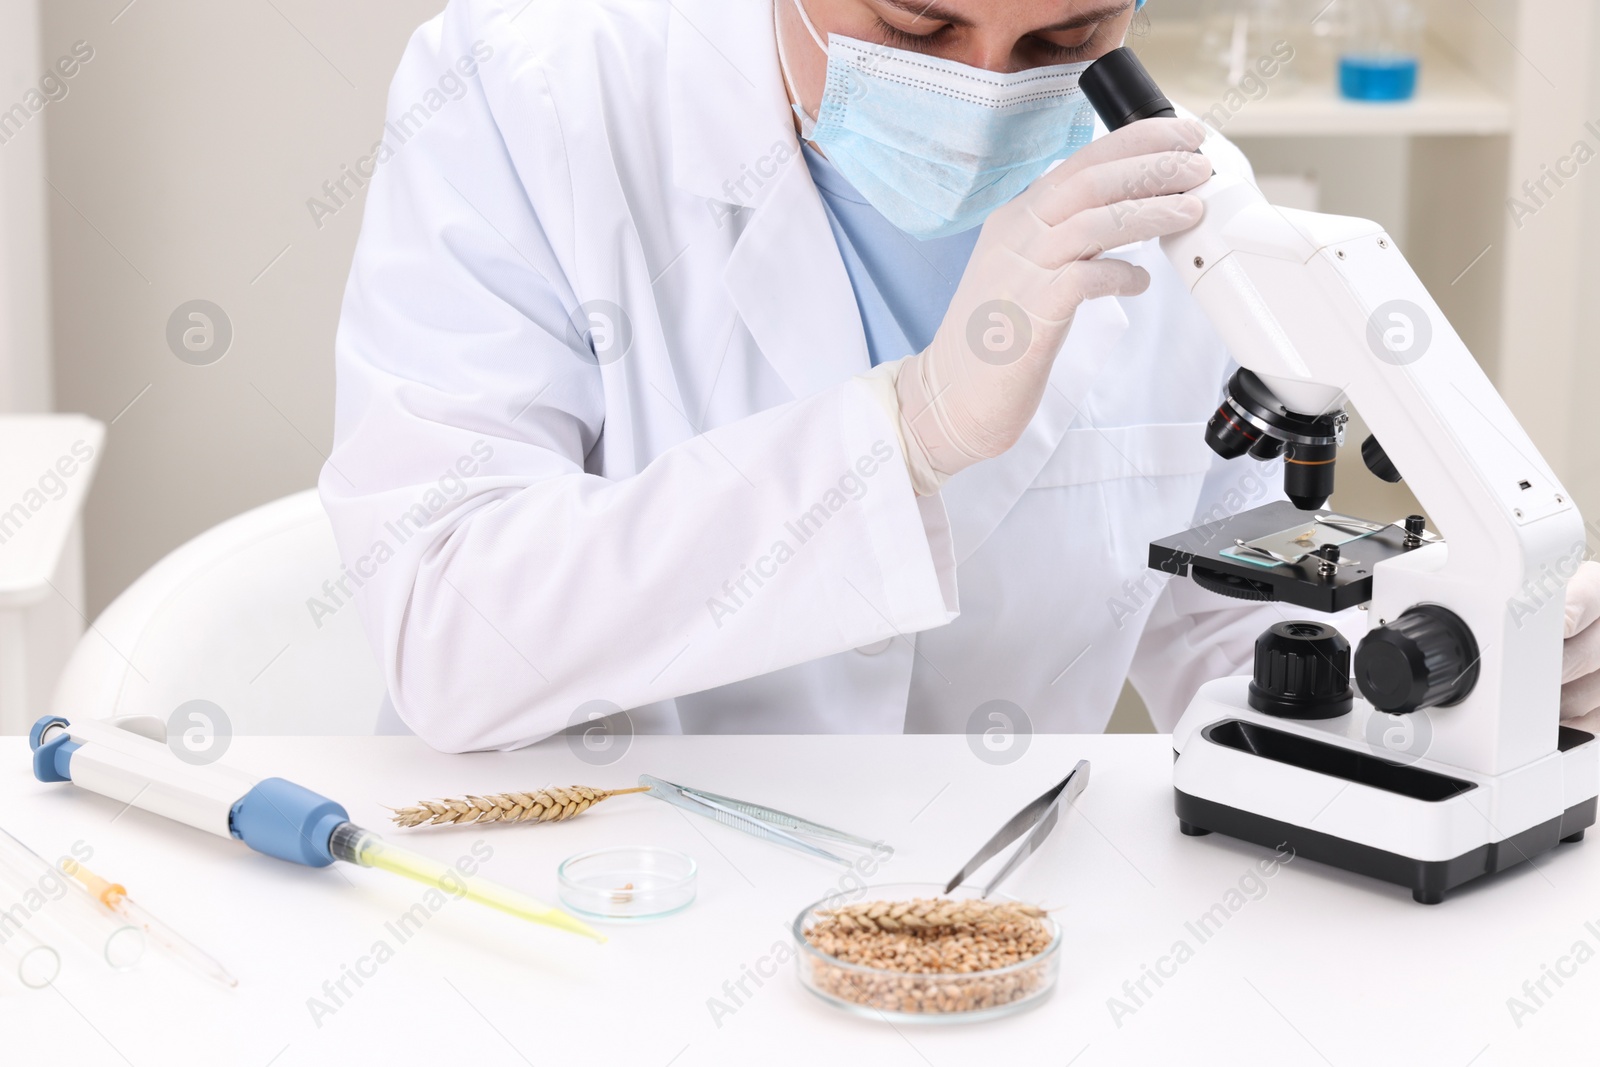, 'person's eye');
1030,26,1105,63
873,16,950,52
